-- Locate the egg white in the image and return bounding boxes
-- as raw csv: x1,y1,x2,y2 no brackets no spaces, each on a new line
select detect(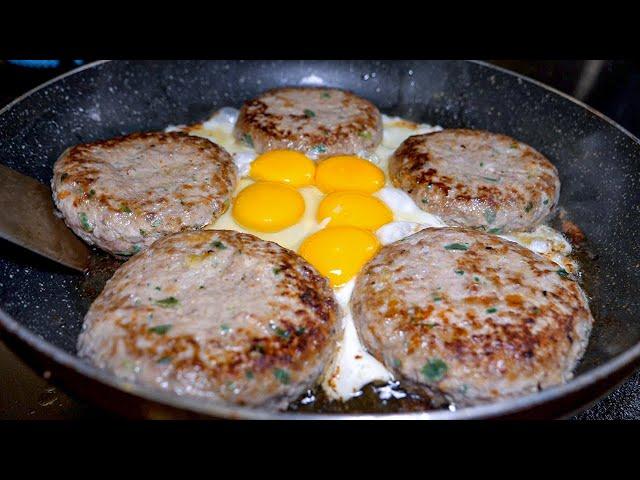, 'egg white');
166,108,577,402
